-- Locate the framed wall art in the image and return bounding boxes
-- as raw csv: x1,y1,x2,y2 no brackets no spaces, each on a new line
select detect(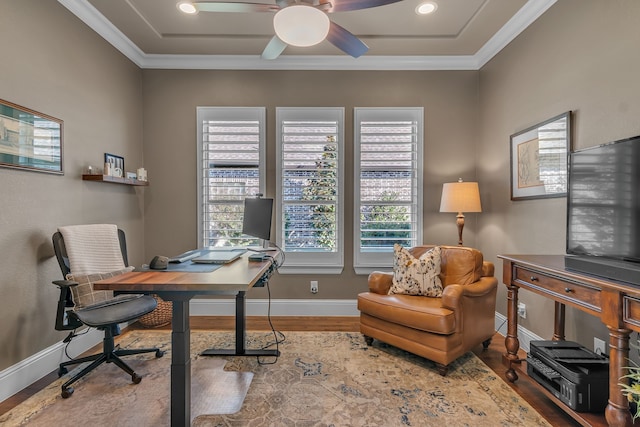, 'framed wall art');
0,99,63,174
510,111,571,201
